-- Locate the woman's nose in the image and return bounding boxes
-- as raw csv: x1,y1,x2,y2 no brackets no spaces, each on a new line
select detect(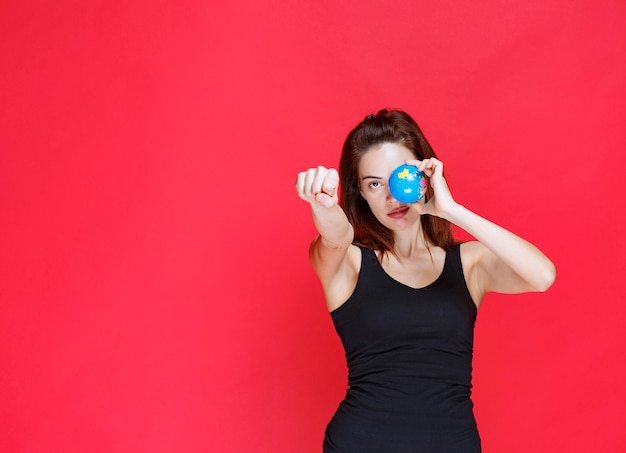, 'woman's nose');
386,188,398,203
